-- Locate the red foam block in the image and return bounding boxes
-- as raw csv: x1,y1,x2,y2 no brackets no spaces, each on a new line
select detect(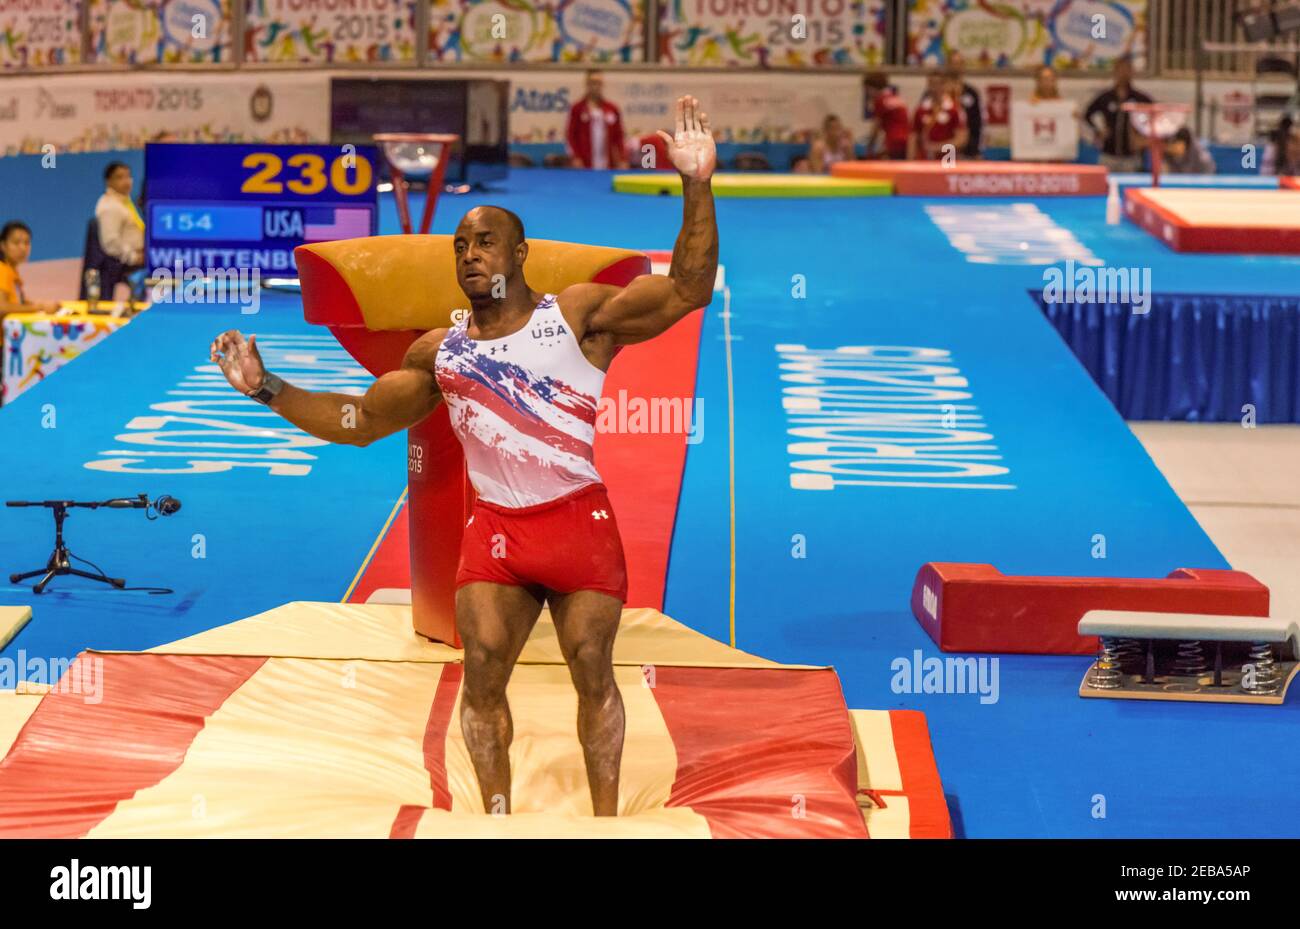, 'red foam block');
831,160,1109,196
910,563,1270,655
